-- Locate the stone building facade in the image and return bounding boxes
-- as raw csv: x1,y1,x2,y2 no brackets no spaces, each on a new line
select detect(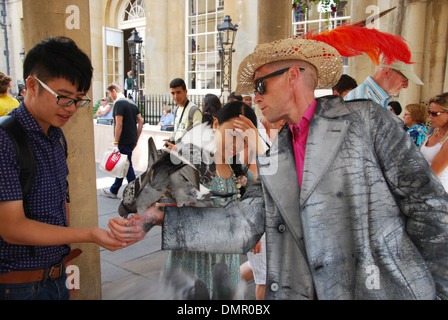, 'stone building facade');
0,0,446,299
2,0,447,107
